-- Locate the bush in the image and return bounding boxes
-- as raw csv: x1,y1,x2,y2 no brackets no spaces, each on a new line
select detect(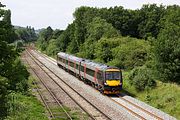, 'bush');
109,37,151,69
128,66,156,91
0,76,8,119
46,39,59,56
